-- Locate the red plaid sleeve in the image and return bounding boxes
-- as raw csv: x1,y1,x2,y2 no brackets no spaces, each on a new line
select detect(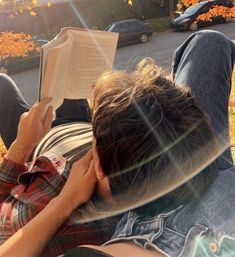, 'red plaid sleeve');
0,157,27,201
